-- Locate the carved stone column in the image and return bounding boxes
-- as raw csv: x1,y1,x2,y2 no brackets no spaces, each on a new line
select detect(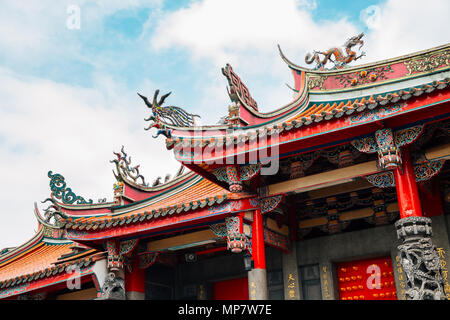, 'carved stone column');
395,217,446,300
